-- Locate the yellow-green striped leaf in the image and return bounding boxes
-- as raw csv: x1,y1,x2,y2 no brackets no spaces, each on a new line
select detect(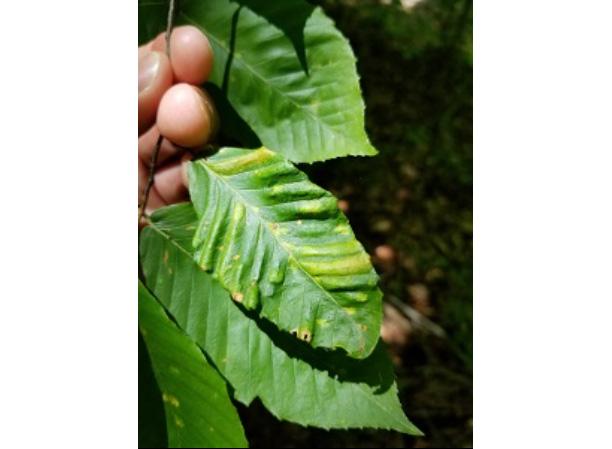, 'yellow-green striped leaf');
188,147,382,359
